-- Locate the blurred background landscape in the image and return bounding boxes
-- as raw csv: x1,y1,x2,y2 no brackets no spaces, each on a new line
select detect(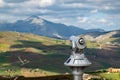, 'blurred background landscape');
0,0,120,80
